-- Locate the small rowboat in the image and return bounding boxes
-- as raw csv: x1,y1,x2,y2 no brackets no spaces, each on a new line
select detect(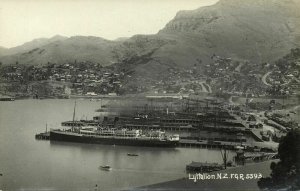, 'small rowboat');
99,165,112,171
127,153,138,156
